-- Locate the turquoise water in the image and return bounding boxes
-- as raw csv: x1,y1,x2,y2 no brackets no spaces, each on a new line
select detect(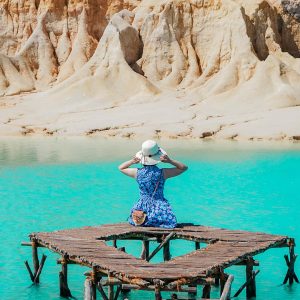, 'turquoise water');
1,138,300,300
